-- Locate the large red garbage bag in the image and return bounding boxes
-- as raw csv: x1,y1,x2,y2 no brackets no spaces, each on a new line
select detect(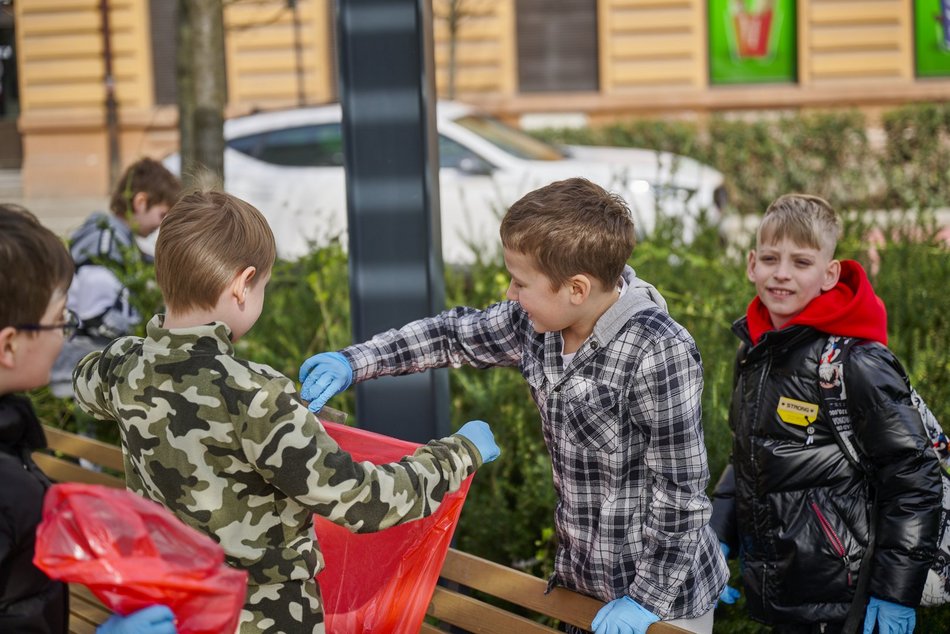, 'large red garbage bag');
316,421,474,633
34,483,247,634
